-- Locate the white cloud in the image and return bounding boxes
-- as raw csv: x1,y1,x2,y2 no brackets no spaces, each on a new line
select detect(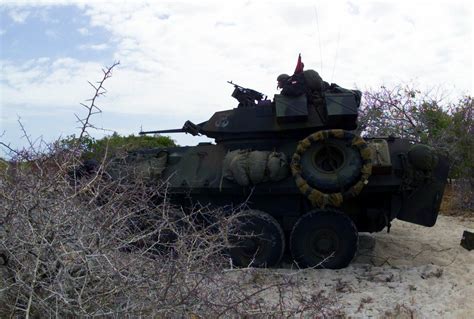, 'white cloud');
8,9,31,23
1,58,104,110
77,27,89,35
78,1,472,106
78,43,109,51
1,0,472,148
